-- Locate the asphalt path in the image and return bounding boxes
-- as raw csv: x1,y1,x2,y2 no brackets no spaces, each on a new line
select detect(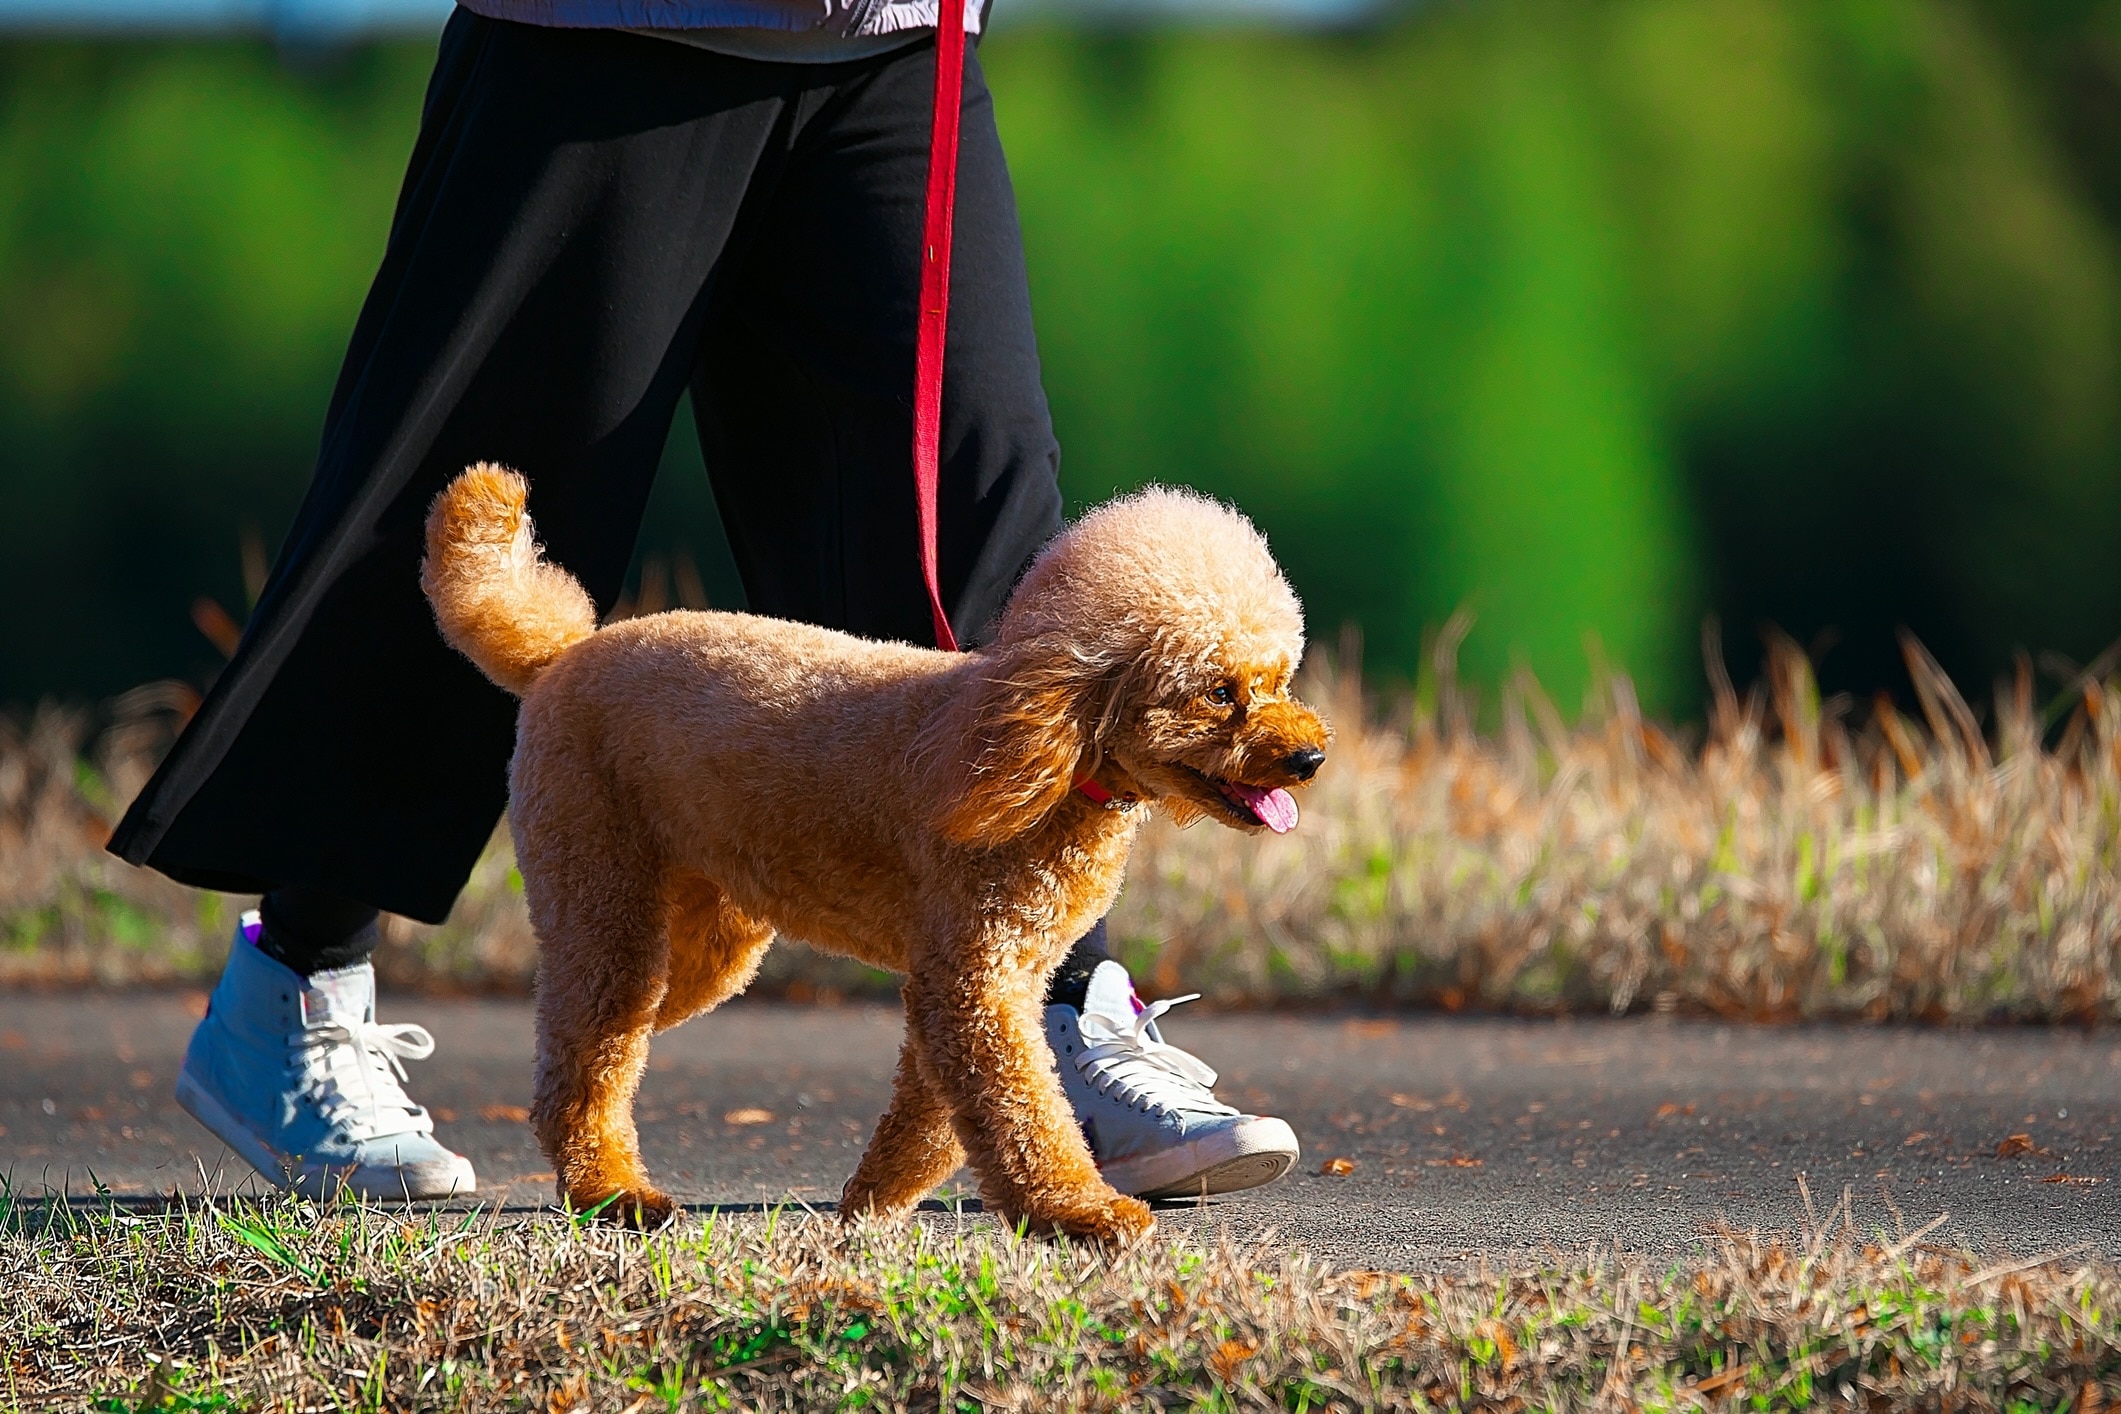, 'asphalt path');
4,993,2117,1268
